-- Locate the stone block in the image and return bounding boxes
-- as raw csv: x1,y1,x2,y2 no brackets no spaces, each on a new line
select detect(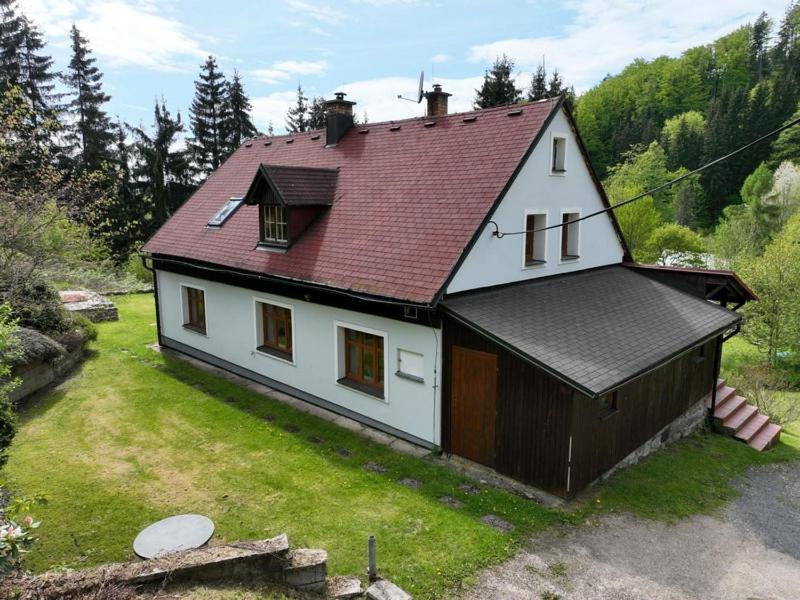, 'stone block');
366,578,413,600
283,548,328,592
327,575,363,599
